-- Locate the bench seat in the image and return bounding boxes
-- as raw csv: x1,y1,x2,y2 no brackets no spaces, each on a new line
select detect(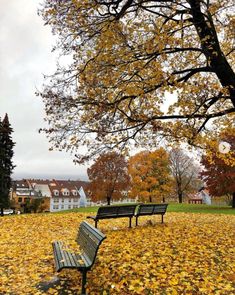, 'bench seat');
52,241,86,272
